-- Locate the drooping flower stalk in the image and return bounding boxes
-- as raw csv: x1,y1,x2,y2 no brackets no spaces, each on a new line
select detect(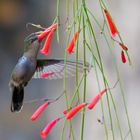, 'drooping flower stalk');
88,5,133,139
